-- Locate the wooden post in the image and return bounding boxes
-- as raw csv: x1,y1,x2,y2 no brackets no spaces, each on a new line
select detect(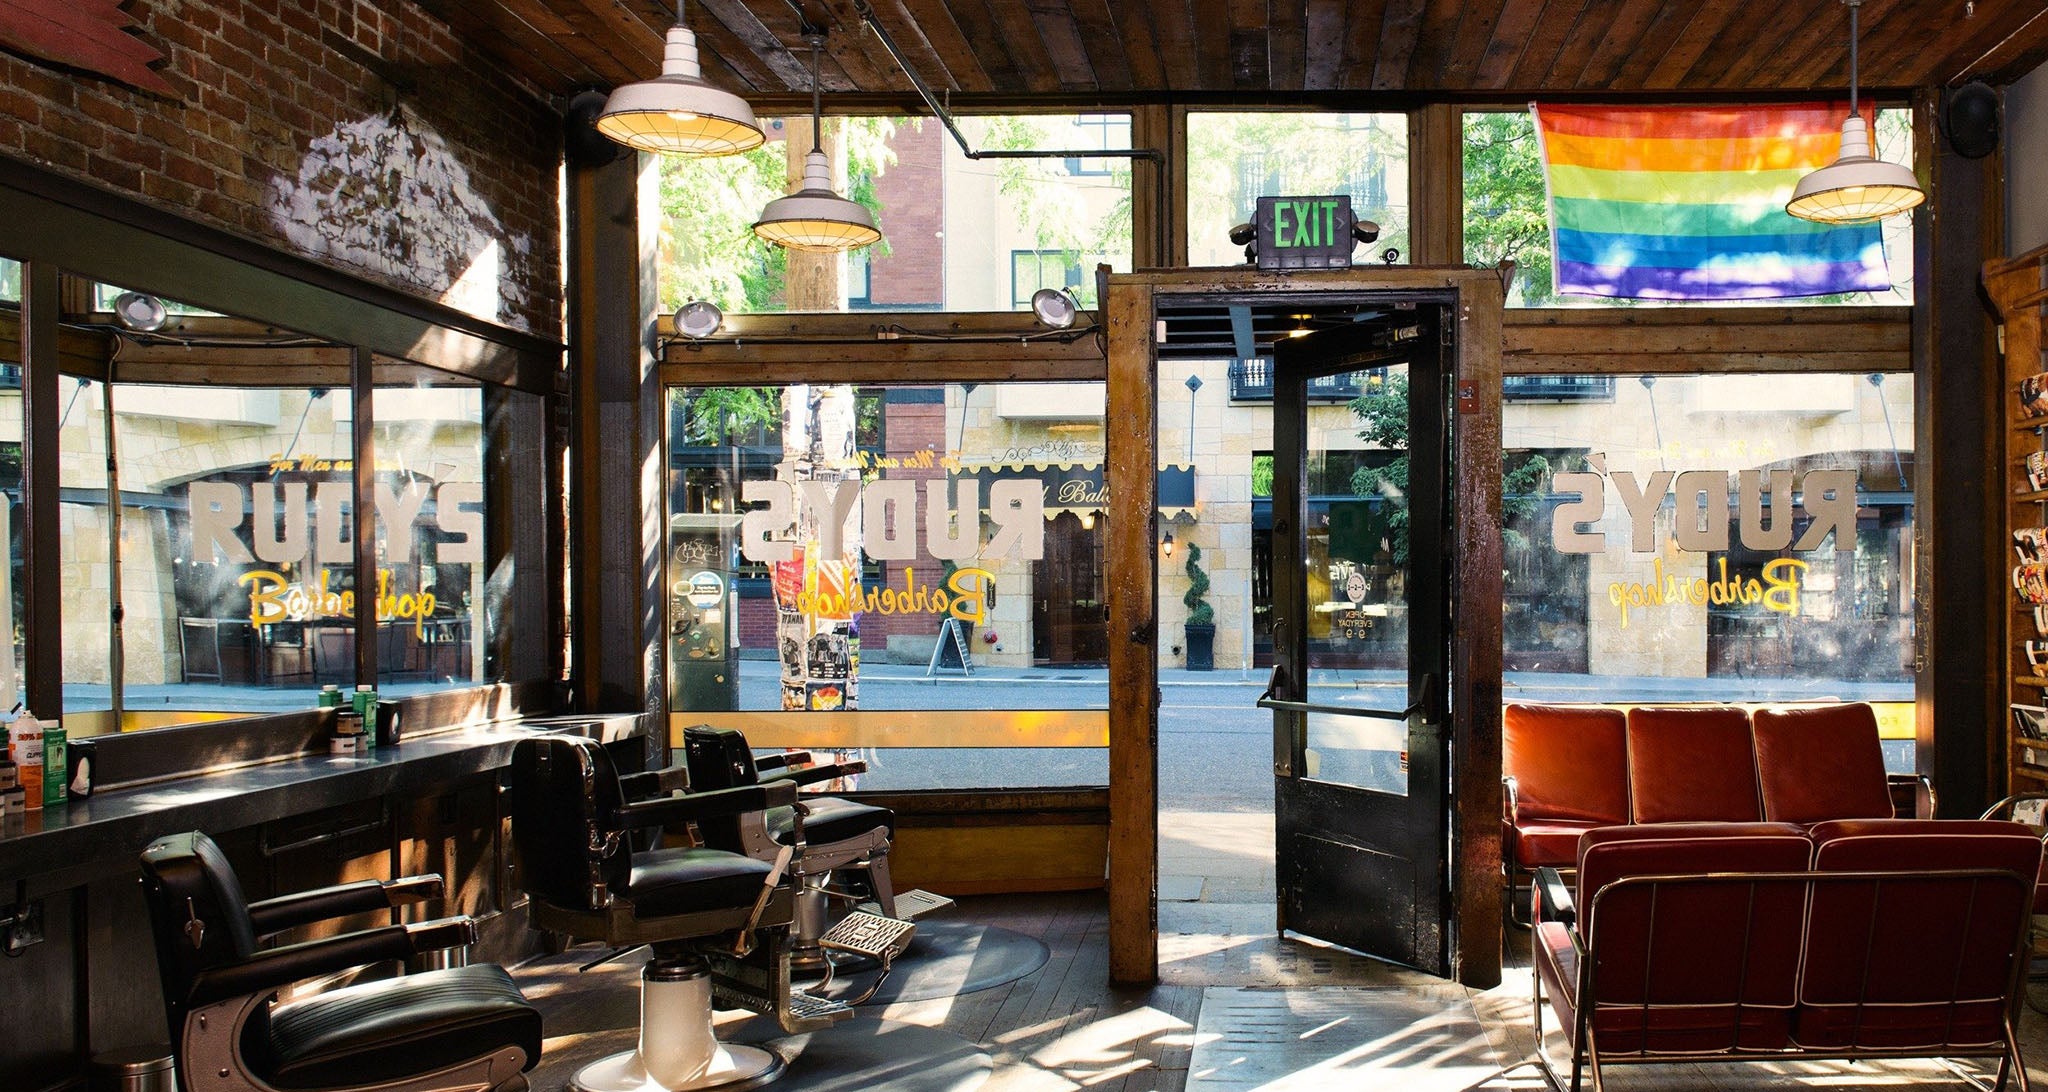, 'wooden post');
1451,275,1504,989
1105,277,1159,985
